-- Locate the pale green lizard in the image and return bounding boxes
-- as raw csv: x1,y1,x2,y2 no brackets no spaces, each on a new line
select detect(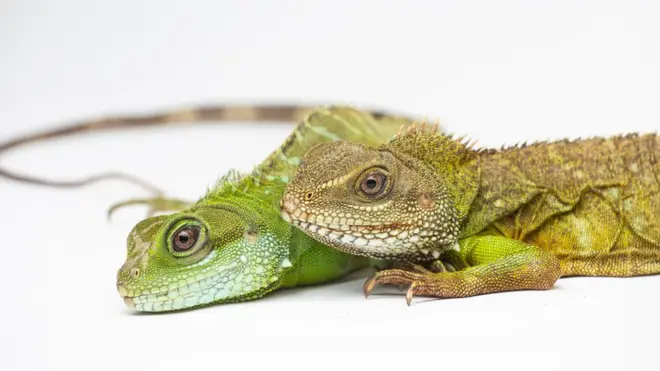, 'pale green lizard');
281,122,660,304
1,104,417,312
